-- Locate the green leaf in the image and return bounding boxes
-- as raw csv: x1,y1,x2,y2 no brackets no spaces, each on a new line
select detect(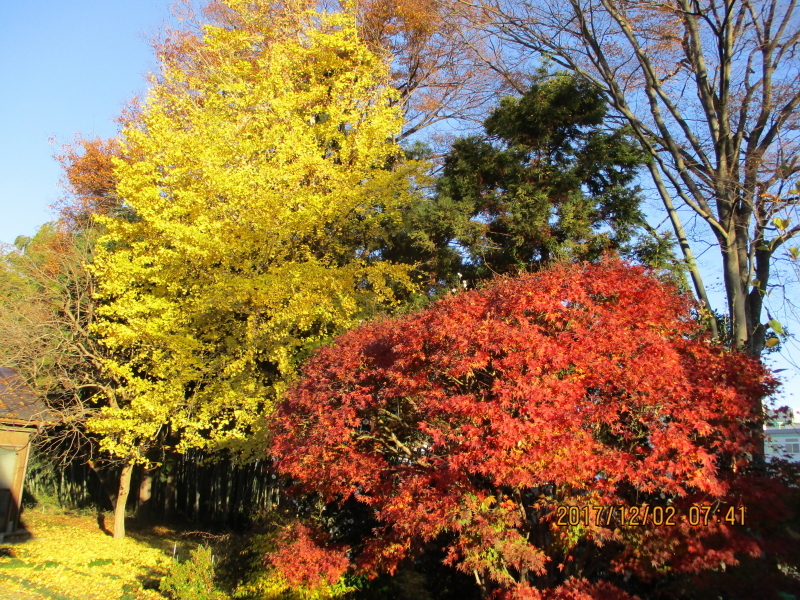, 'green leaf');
789,247,799,261
773,217,790,231
768,319,784,335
